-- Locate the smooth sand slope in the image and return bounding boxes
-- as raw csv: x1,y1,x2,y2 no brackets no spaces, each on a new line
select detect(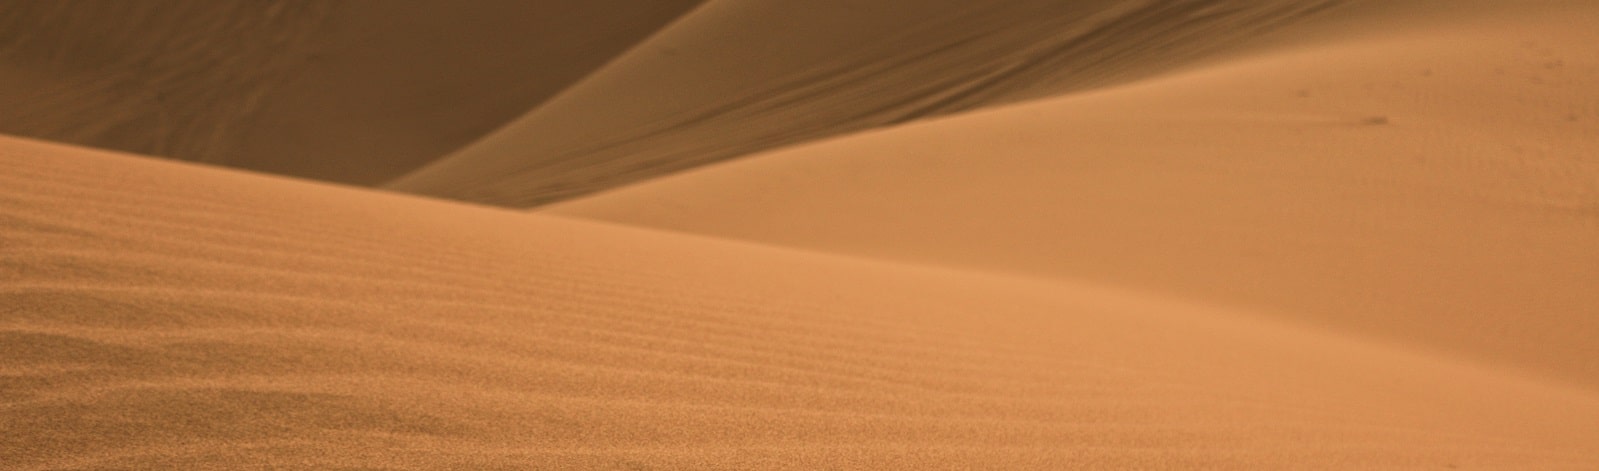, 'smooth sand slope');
389,0,1355,206
0,0,701,184
7,136,1599,468
553,2,1599,389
